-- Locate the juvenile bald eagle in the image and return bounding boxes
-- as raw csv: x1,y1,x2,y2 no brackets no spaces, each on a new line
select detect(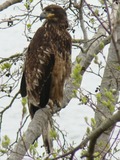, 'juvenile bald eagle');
20,5,71,153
